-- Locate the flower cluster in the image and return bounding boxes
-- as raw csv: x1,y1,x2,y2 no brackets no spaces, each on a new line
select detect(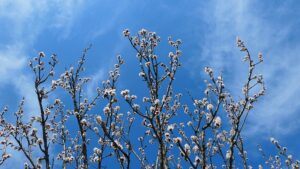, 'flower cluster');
258,138,299,168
